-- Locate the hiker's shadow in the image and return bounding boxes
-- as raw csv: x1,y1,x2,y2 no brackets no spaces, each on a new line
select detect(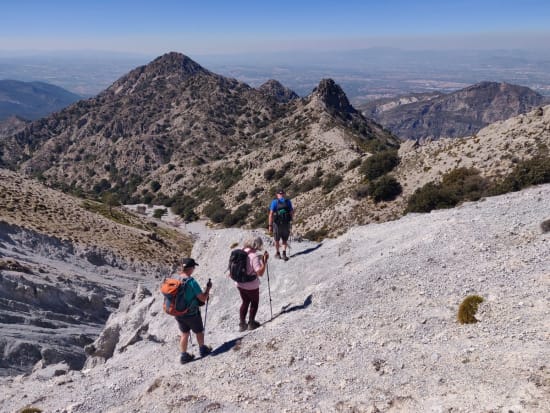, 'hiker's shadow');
210,294,313,357
210,337,242,357
290,243,322,258
279,294,312,314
